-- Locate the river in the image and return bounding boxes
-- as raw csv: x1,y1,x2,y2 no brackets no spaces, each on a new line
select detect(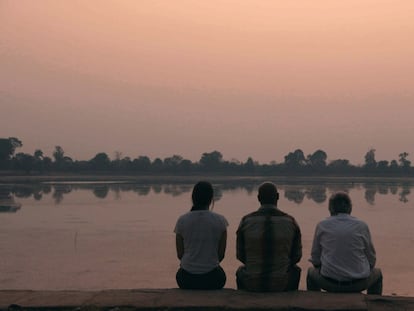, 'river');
0,179,412,296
